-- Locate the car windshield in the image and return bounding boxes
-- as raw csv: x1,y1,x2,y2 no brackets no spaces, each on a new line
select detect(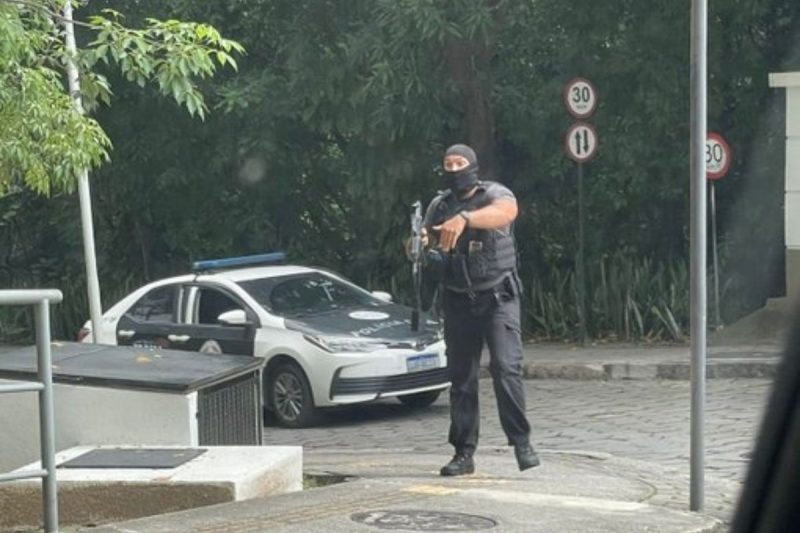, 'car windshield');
238,272,386,317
